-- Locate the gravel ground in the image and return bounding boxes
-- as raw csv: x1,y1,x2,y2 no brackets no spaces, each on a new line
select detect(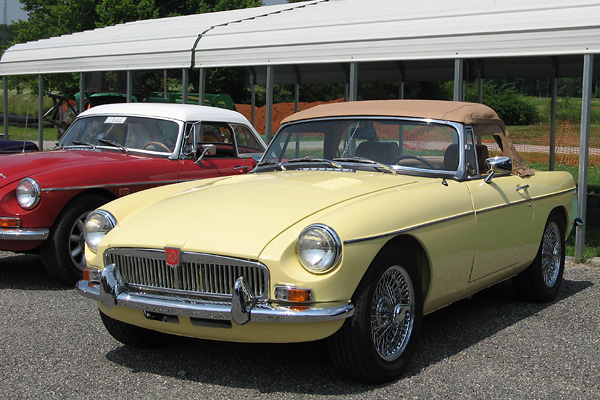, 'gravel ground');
0,252,598,399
